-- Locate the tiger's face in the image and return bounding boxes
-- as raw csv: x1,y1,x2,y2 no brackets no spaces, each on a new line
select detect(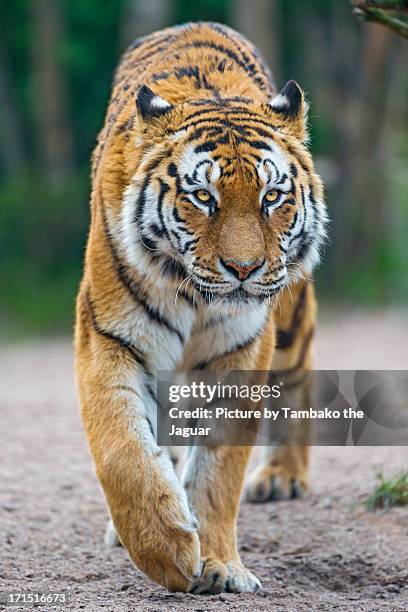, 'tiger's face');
122,82,327,307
